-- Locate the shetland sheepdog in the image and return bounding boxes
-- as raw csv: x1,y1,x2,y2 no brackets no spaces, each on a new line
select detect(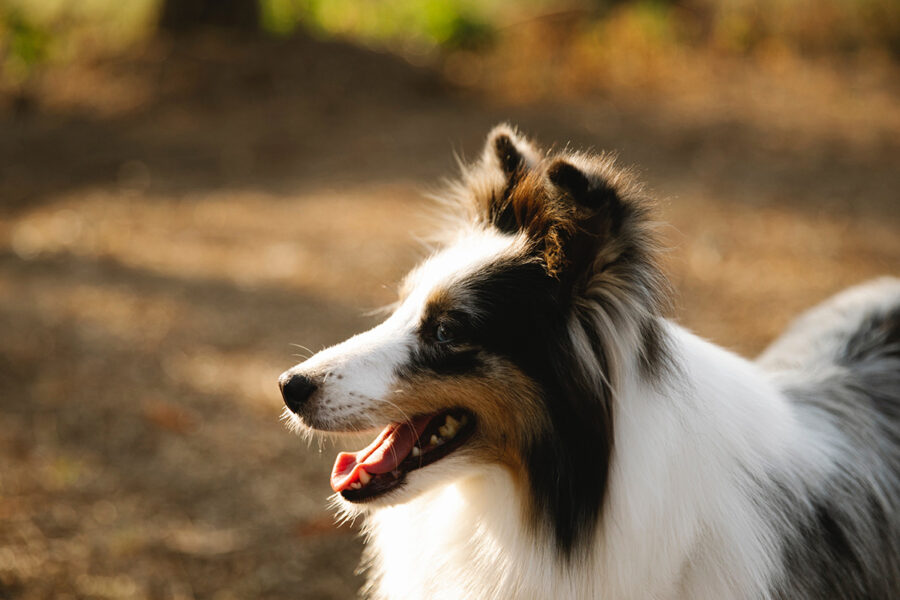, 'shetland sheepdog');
279,125,900,599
